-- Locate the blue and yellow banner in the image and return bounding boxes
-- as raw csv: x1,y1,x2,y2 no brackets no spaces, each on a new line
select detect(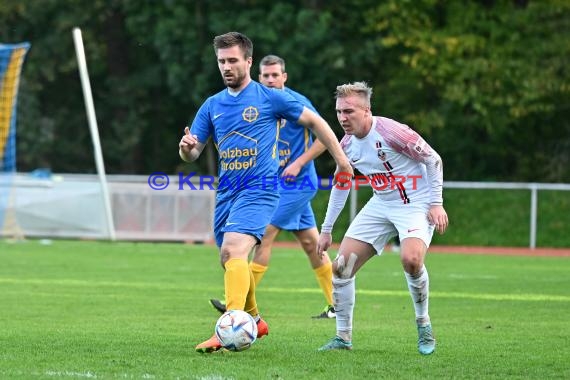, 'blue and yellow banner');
1,42,30,234
0,42,30,172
